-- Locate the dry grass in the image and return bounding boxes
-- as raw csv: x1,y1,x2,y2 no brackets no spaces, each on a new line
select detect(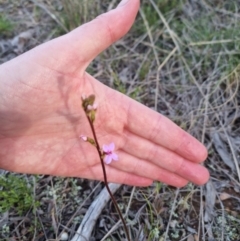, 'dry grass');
1,0,240,240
